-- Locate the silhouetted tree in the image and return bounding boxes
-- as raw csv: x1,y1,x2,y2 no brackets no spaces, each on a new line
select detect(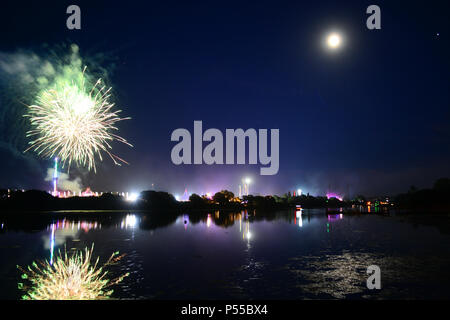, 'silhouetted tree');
188,193,209,208
434,178,450,192
139,191,178,211
213,190,235,205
